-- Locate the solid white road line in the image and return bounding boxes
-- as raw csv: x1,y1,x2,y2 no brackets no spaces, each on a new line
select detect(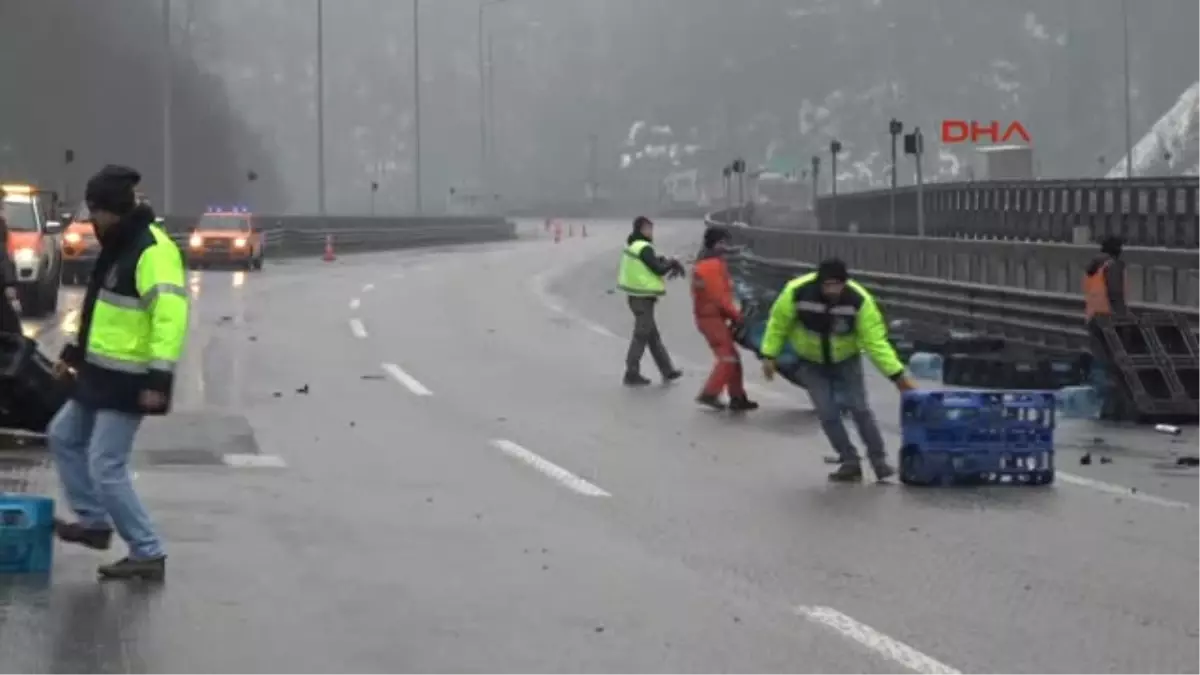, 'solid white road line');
382,362,434,396
222,453,288,468
362,283,376,293
794,605,961,675
490,439,611,497
349,318,368,339
1056,471,1191,509
349,297,361,310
